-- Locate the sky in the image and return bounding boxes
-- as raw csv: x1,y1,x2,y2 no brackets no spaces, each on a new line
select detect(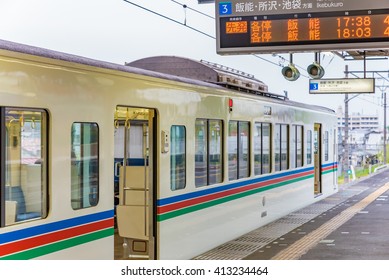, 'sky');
0,0,388,124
